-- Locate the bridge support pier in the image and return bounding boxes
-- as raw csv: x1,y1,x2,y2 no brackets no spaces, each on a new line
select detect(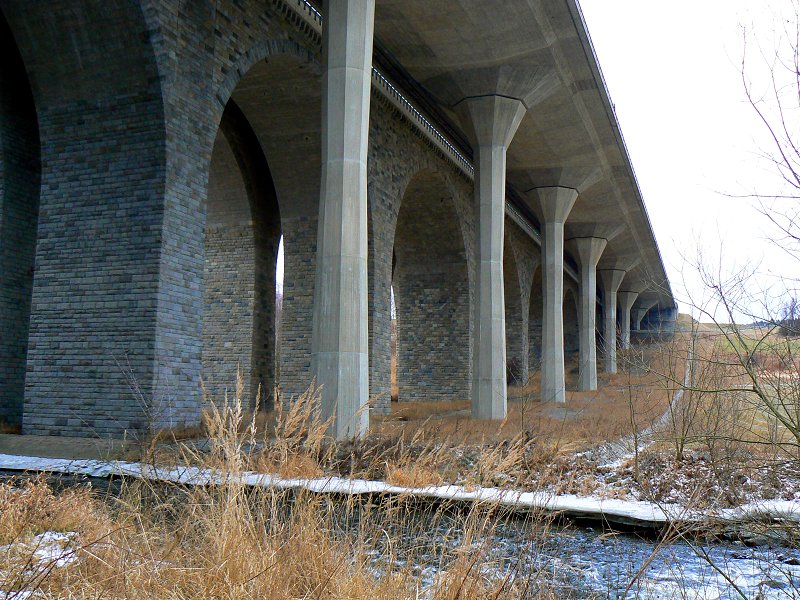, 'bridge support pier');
618,291,639,350
532,187,578,403
570,237,607,391
459,96,526,420
599,269,625,374
312,0,375,439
